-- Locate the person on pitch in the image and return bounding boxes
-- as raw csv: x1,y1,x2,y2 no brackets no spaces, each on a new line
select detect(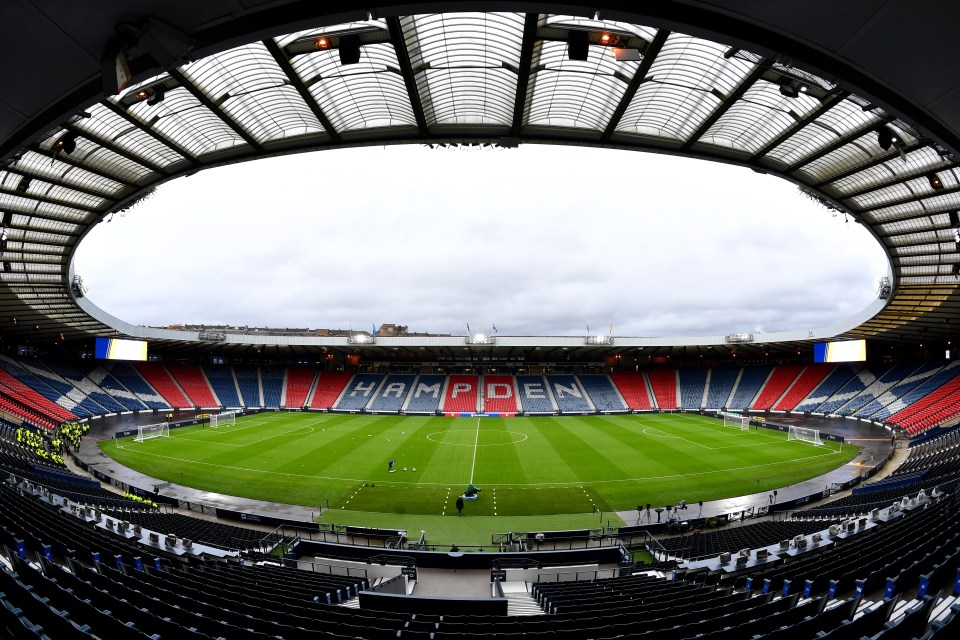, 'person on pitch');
388,459,396,473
